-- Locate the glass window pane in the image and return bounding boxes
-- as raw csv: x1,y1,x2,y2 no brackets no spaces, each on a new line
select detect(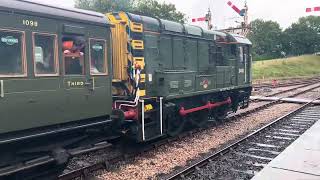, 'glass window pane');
90,40,106,74
62,35,85,75
0,31,24,75
239,47,244,63
34,34,56,74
